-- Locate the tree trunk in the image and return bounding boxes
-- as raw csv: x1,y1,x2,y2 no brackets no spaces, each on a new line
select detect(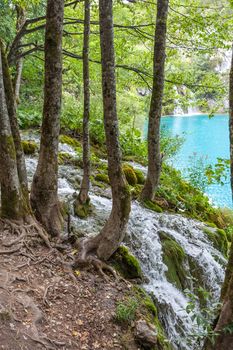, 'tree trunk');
203,43,233,350
74,0,91,217
141,0,169,202
30,0,64,237
75,0,131,264
0,43,27,220
0,41,30,207
14,5,26,103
